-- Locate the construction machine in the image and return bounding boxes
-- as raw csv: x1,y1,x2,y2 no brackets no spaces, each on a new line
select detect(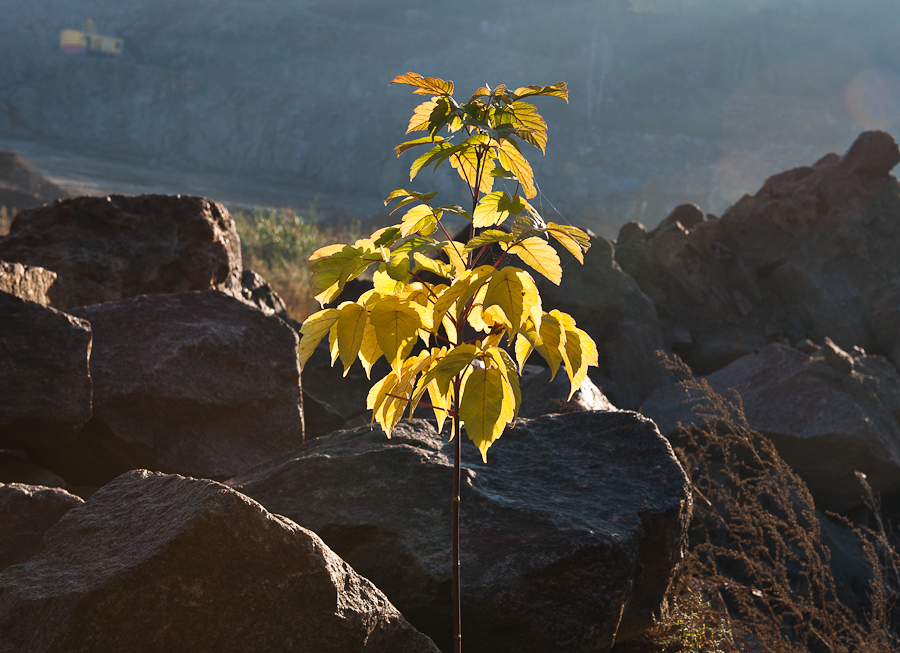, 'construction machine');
60,19,123,56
